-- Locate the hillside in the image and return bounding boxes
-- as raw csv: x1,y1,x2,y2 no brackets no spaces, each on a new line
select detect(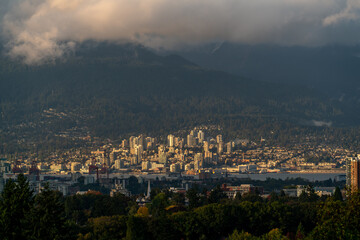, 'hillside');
178,43,360,97
0,43,355,152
